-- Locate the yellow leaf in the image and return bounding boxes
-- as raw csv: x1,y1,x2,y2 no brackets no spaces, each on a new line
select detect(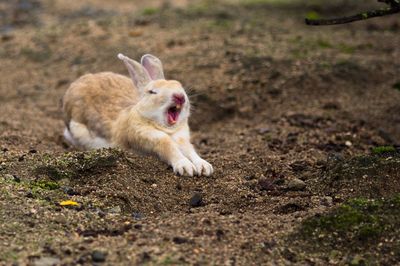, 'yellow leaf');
60,200,79,206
